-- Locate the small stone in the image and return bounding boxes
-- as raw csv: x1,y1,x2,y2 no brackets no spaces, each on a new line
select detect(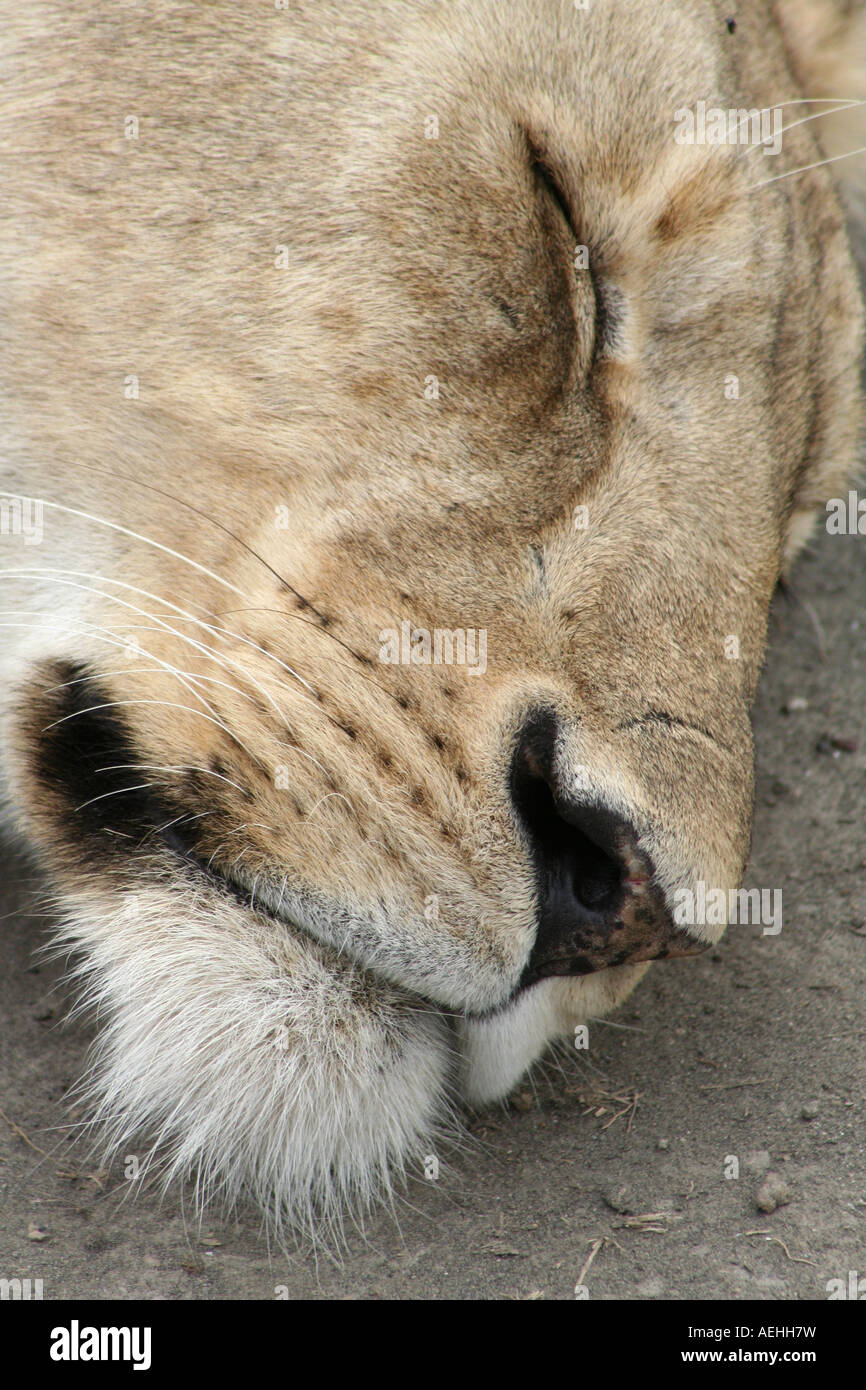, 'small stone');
27,1222,48,1242
830,735,859,754
800,1101,820,1121
782,697,809,714
755,1172,792,1213
510,1091,534,1113
657,1138,670,1151
603,1184,637,1214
